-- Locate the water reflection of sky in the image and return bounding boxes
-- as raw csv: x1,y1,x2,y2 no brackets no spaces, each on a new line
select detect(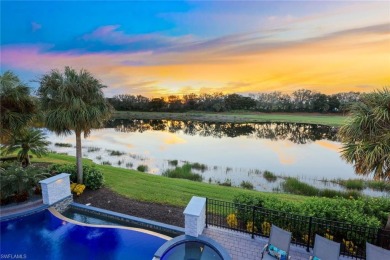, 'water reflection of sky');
46,128,356,179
